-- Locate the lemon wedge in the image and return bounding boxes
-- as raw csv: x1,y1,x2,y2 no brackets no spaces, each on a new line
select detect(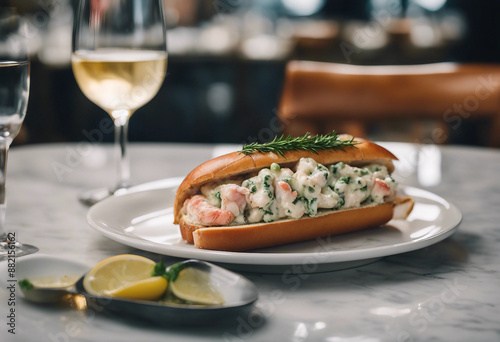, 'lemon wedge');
83,254,168,301
30,275,80,288
170,267,223,305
